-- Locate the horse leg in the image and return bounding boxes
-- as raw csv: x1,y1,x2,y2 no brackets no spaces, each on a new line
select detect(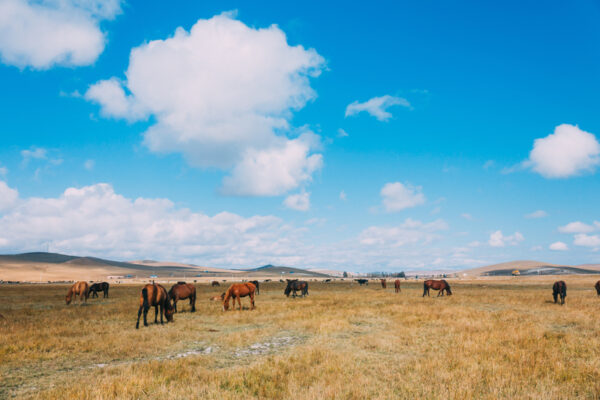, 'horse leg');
159,303,164,324
154,305,159,323
250,293,255,310
237,295,242,311
143,305,149,327
136,305,142,329
190,294,196,312
173,298,178,313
